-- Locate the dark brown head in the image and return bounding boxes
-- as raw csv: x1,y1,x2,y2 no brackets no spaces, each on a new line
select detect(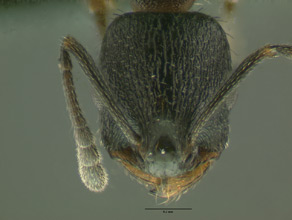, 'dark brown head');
99,11,232,200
